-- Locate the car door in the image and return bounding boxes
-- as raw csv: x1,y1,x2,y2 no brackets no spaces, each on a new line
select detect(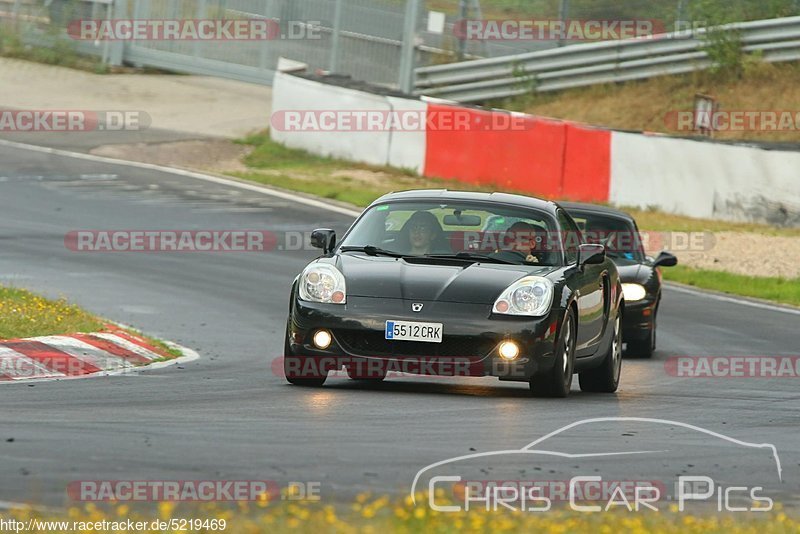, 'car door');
558,210,606,356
